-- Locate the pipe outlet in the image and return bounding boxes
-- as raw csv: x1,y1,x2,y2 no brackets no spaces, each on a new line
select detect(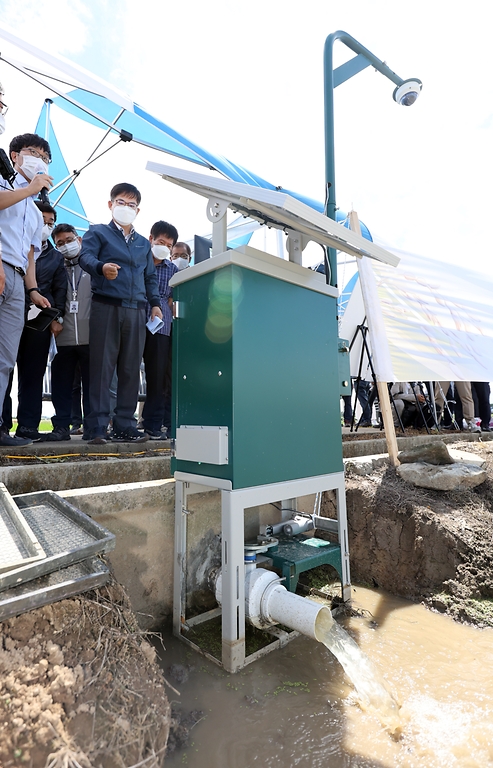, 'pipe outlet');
257,574,334,642
215,567,334,642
